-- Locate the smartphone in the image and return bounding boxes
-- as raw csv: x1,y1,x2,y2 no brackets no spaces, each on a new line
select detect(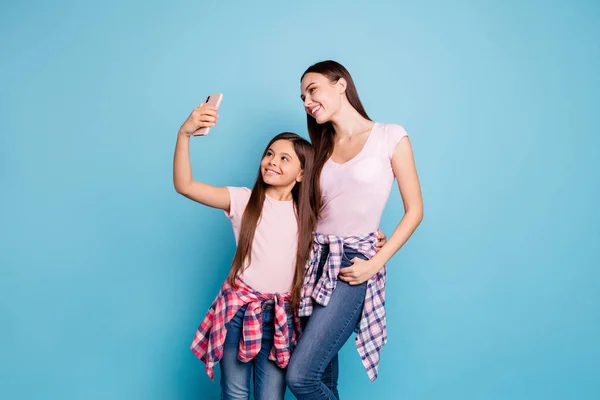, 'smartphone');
191,93,223,136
